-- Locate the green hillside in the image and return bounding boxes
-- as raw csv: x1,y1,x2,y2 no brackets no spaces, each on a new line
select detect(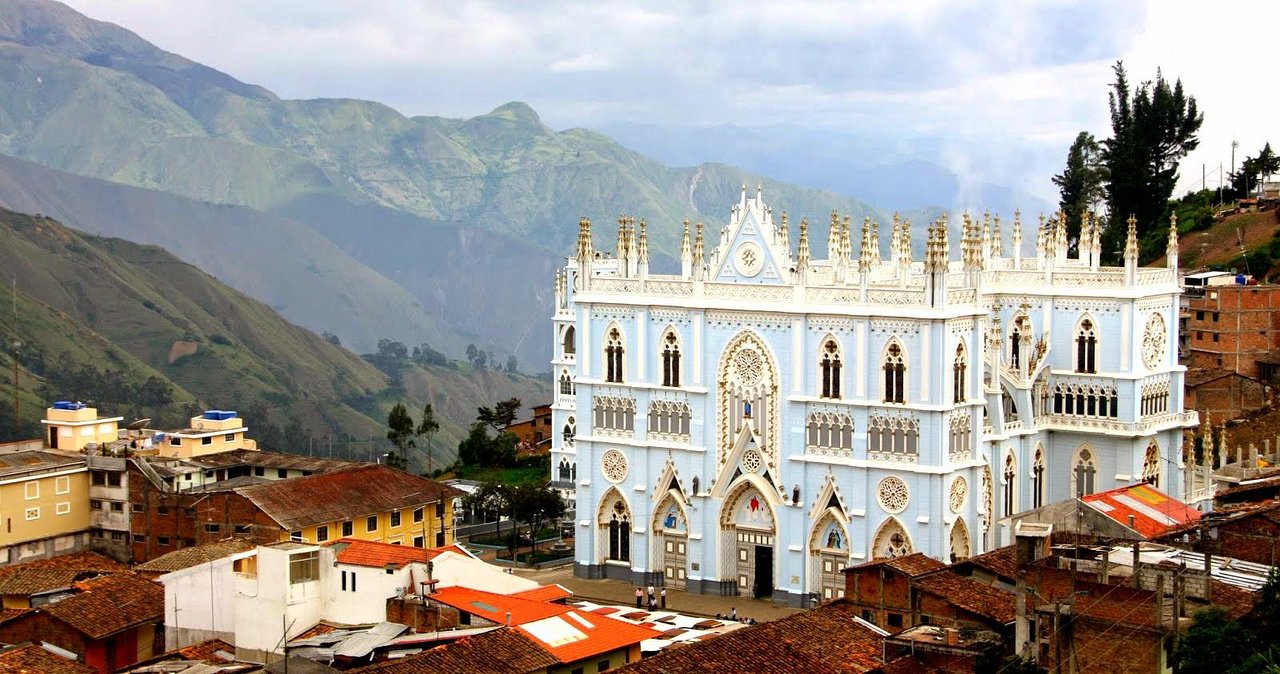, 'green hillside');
0,206,549,467
0,0,891,369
